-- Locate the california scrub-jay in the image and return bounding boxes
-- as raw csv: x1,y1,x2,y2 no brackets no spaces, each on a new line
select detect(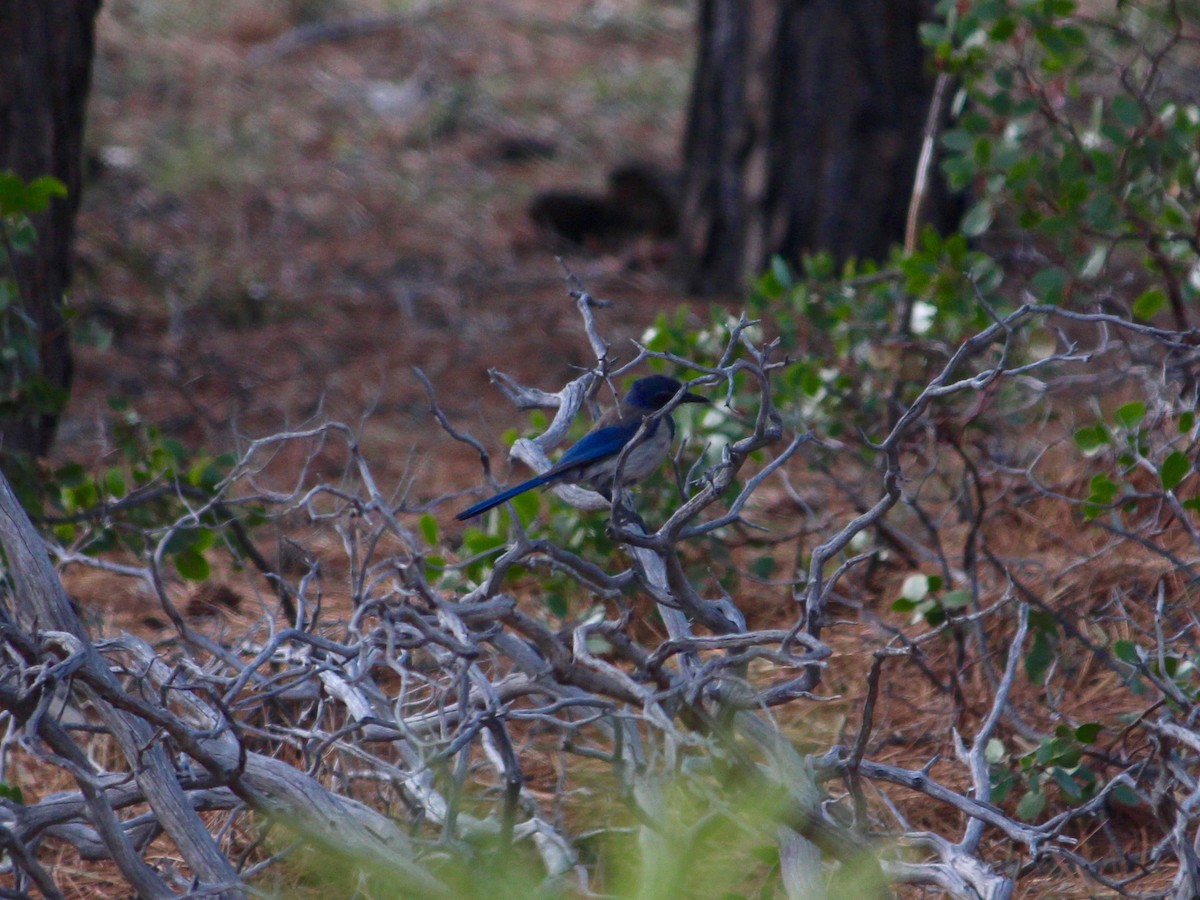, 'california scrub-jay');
456,375,707,521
